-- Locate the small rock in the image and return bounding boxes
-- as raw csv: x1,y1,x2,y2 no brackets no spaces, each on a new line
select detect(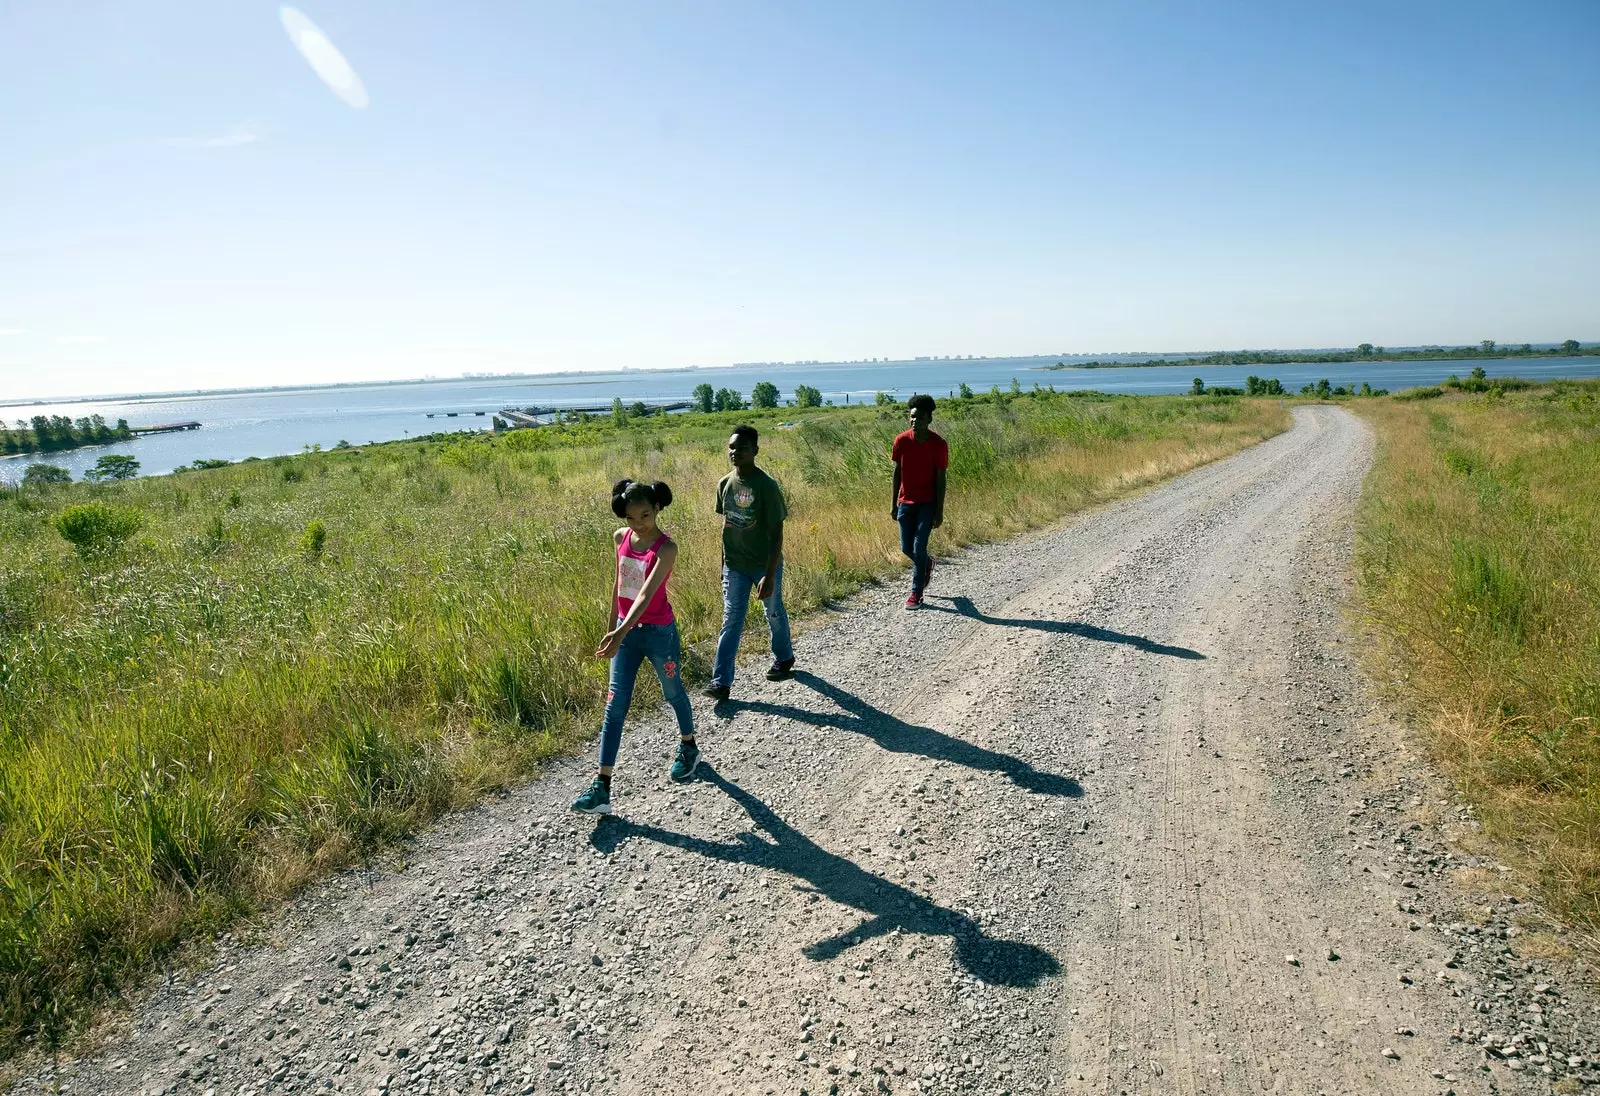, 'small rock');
1381,1047,1400,1060
1285,955,1300,967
